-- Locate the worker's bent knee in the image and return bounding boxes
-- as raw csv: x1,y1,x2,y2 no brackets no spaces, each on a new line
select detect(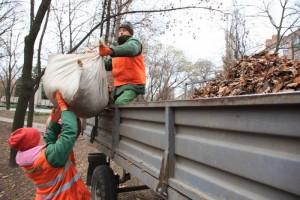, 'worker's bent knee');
114,90,137,105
